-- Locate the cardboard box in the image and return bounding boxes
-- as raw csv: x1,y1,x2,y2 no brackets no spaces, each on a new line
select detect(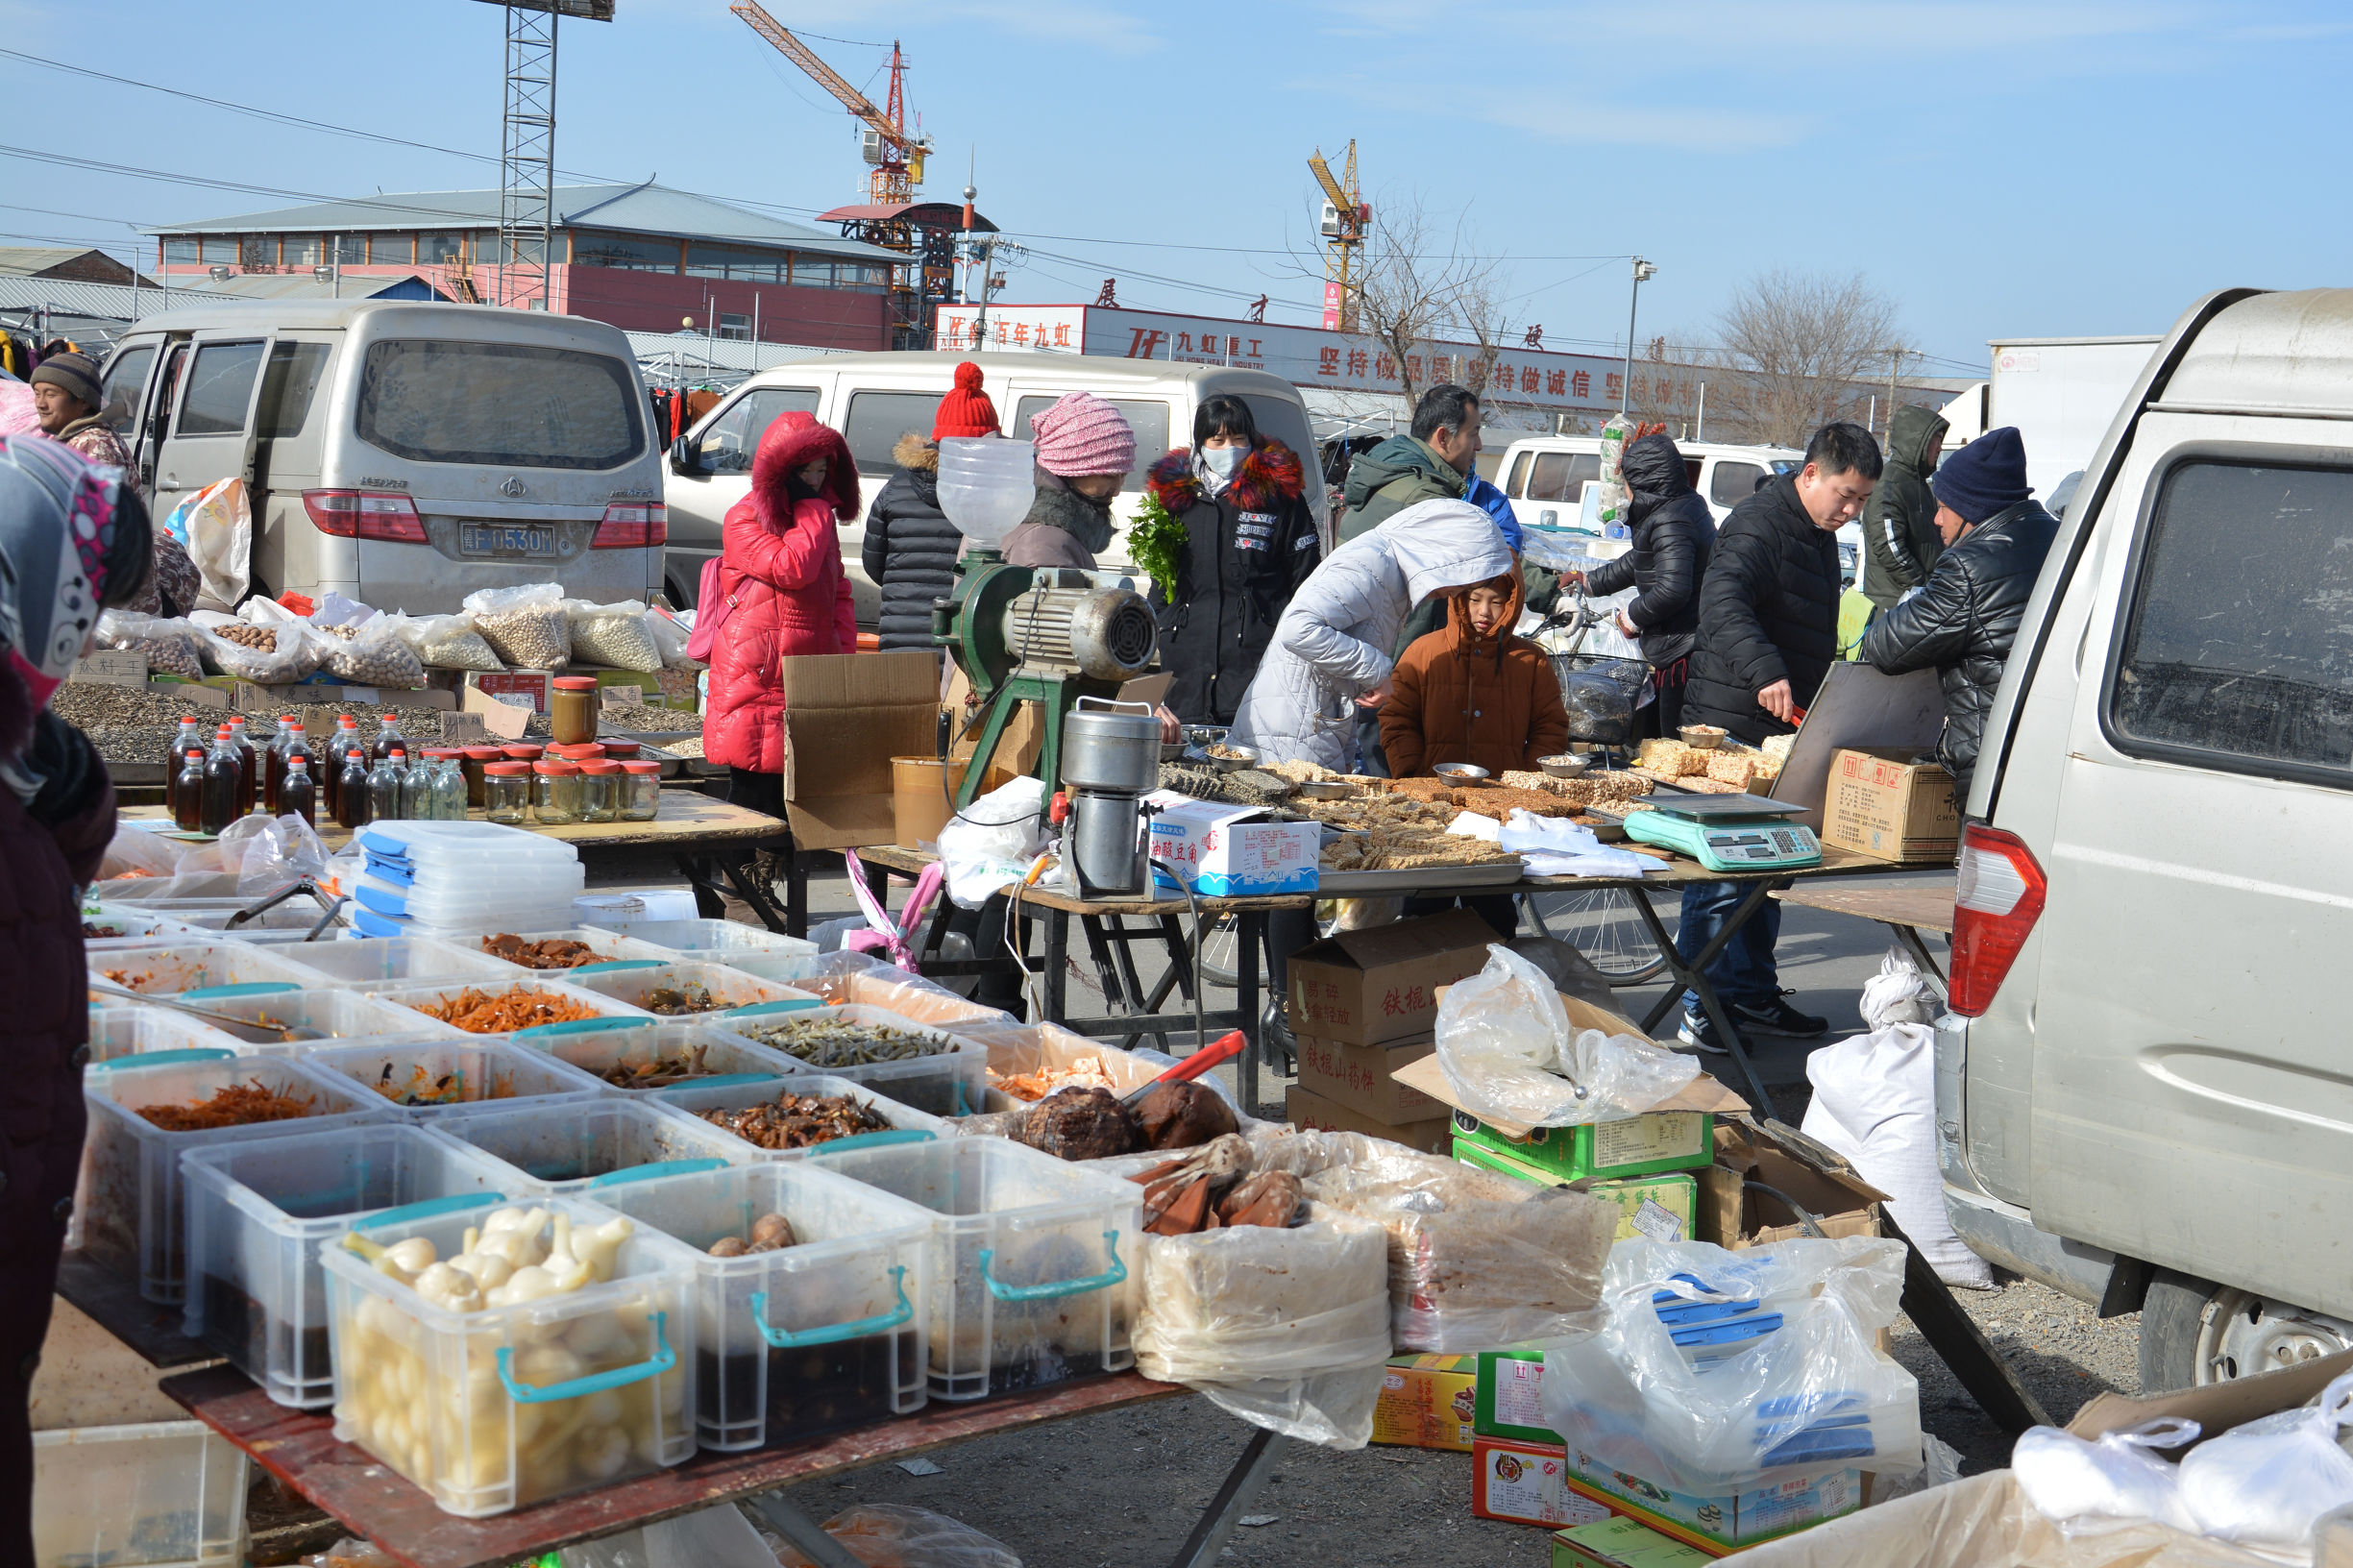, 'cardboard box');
780,650,941,851
1472,1438,1612,1531
151,676,230,708
70,650,146,687
1148,796,1319,897
1698,1122,1885,1250
465,669,556,715
1450,1144,1697,1241
1371,1354,1478,1452
1293,1030,1444,1125
1475,1348,1557,1445
1553,1515,1711,1568
1557,1446,1861,1556
1823,747,1959,863
1283,907,1496,1046
460,683,533,740
1284,1083,1450,1155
